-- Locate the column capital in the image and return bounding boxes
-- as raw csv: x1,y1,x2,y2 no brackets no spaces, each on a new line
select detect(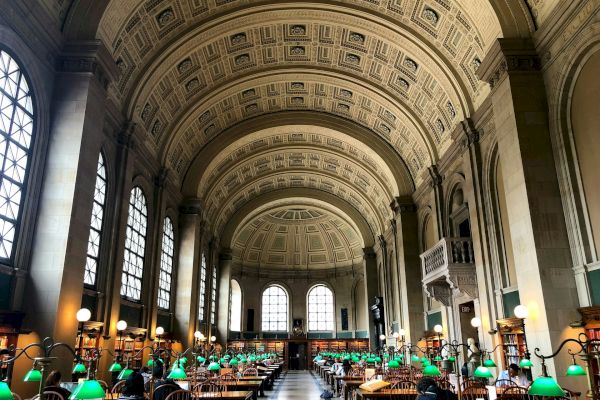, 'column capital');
59,40,119,90
477,38,541,90
179,198,203,215
154,167,169,189
390,196,417,215
363,247,377,260
427,165,443,188
459,118,480,149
